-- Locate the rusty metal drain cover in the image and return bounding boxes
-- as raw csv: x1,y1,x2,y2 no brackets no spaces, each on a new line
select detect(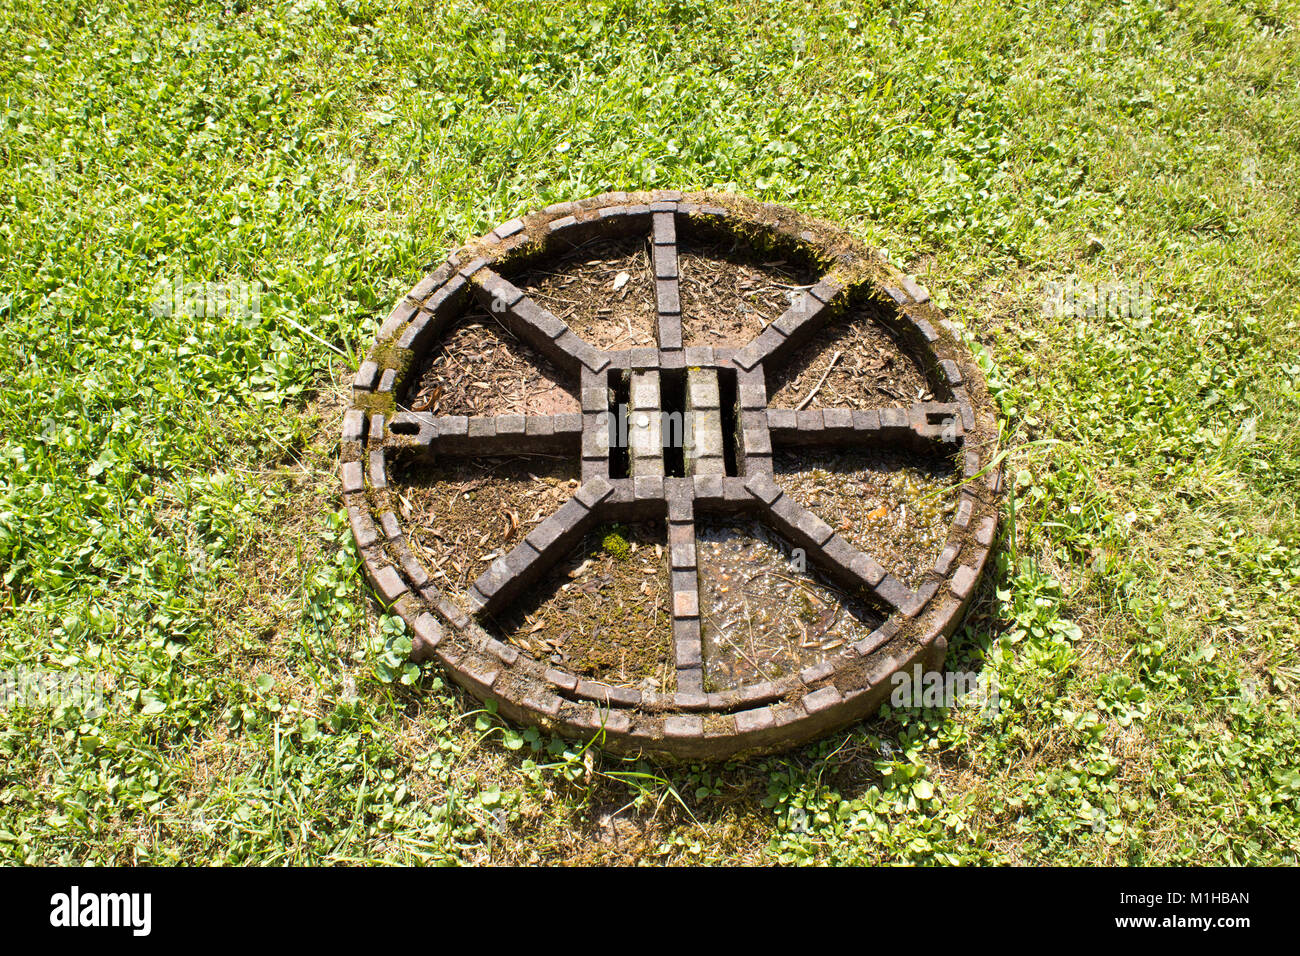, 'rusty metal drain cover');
341,191,1001,759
